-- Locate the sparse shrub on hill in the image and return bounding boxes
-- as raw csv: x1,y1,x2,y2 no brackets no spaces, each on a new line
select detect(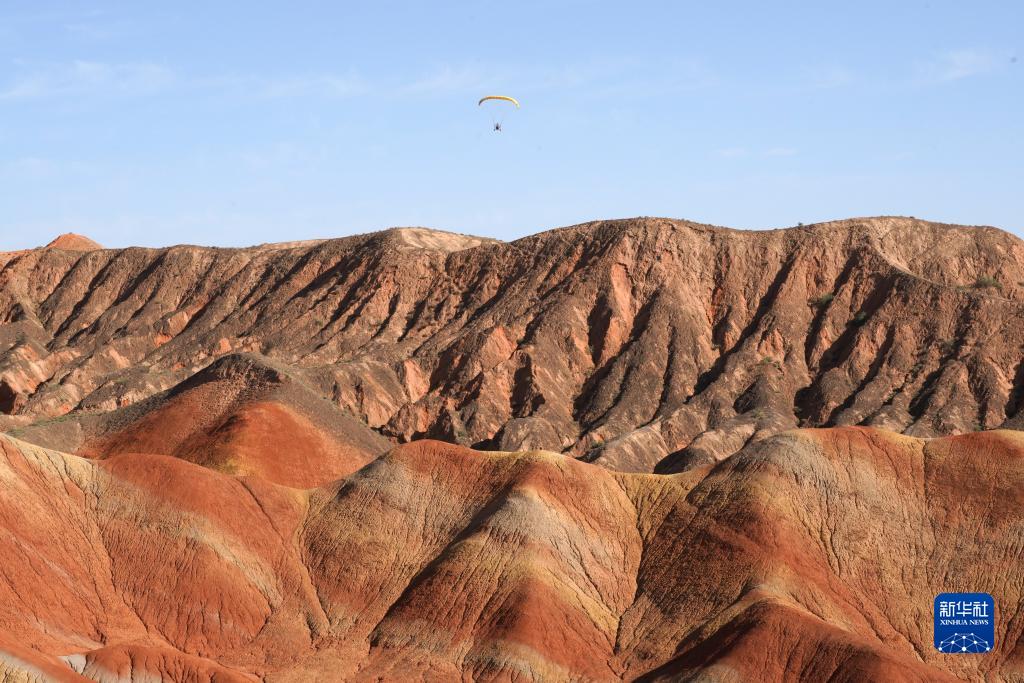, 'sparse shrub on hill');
938,338,961,355
850,311,869,326
808,293,834,307
974,275,1001,290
